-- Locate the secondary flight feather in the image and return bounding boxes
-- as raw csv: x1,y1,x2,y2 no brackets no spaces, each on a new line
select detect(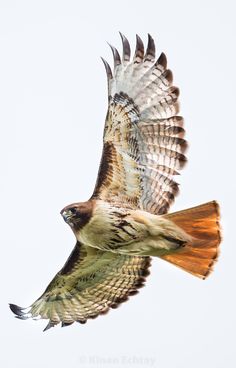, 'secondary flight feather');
9,33,221,331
